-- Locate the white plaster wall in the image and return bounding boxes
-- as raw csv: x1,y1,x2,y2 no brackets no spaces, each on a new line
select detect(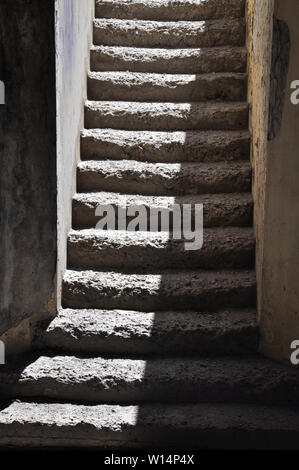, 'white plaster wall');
55,0,94,307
